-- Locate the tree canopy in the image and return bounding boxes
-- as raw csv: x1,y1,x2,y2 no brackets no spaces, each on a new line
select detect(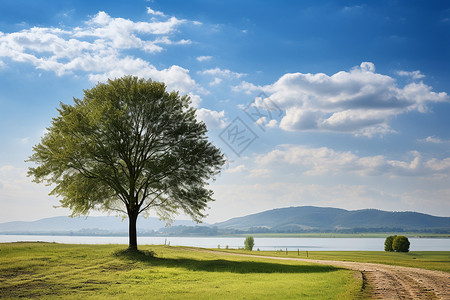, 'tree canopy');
384,235,396,252
244,236,255,251
28,76,224,249
392,236,410,252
